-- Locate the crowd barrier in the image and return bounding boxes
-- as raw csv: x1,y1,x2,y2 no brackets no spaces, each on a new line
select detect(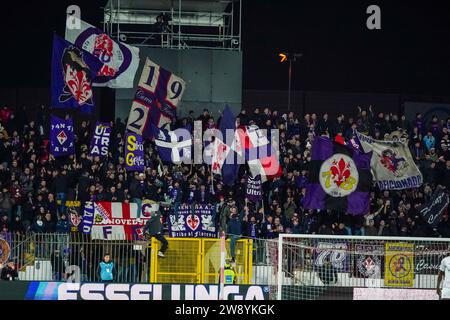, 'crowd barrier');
0,233,253,284
150,237,253,284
